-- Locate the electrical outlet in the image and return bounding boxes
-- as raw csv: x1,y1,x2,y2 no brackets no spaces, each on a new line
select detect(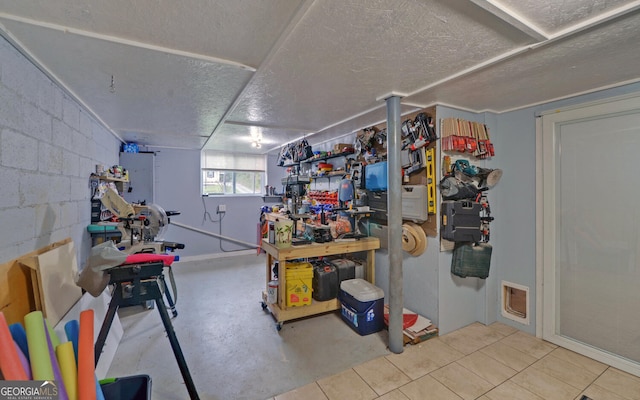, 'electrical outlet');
217,204,226,214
